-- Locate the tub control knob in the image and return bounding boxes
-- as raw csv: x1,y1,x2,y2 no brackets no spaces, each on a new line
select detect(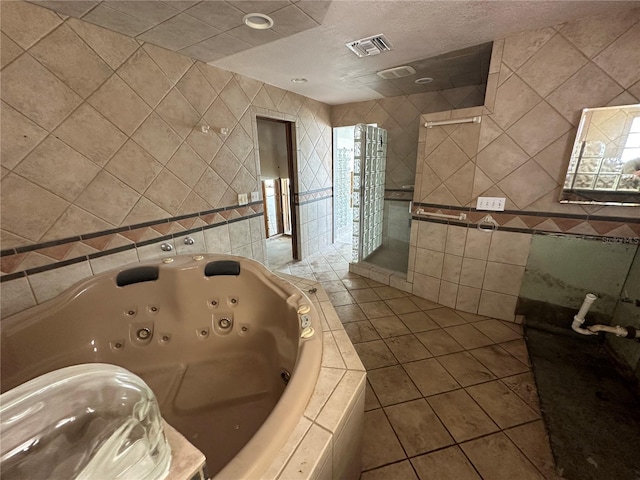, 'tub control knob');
301,326,315,339
297,304,311,315
161,243,173,252
184,237,195,245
